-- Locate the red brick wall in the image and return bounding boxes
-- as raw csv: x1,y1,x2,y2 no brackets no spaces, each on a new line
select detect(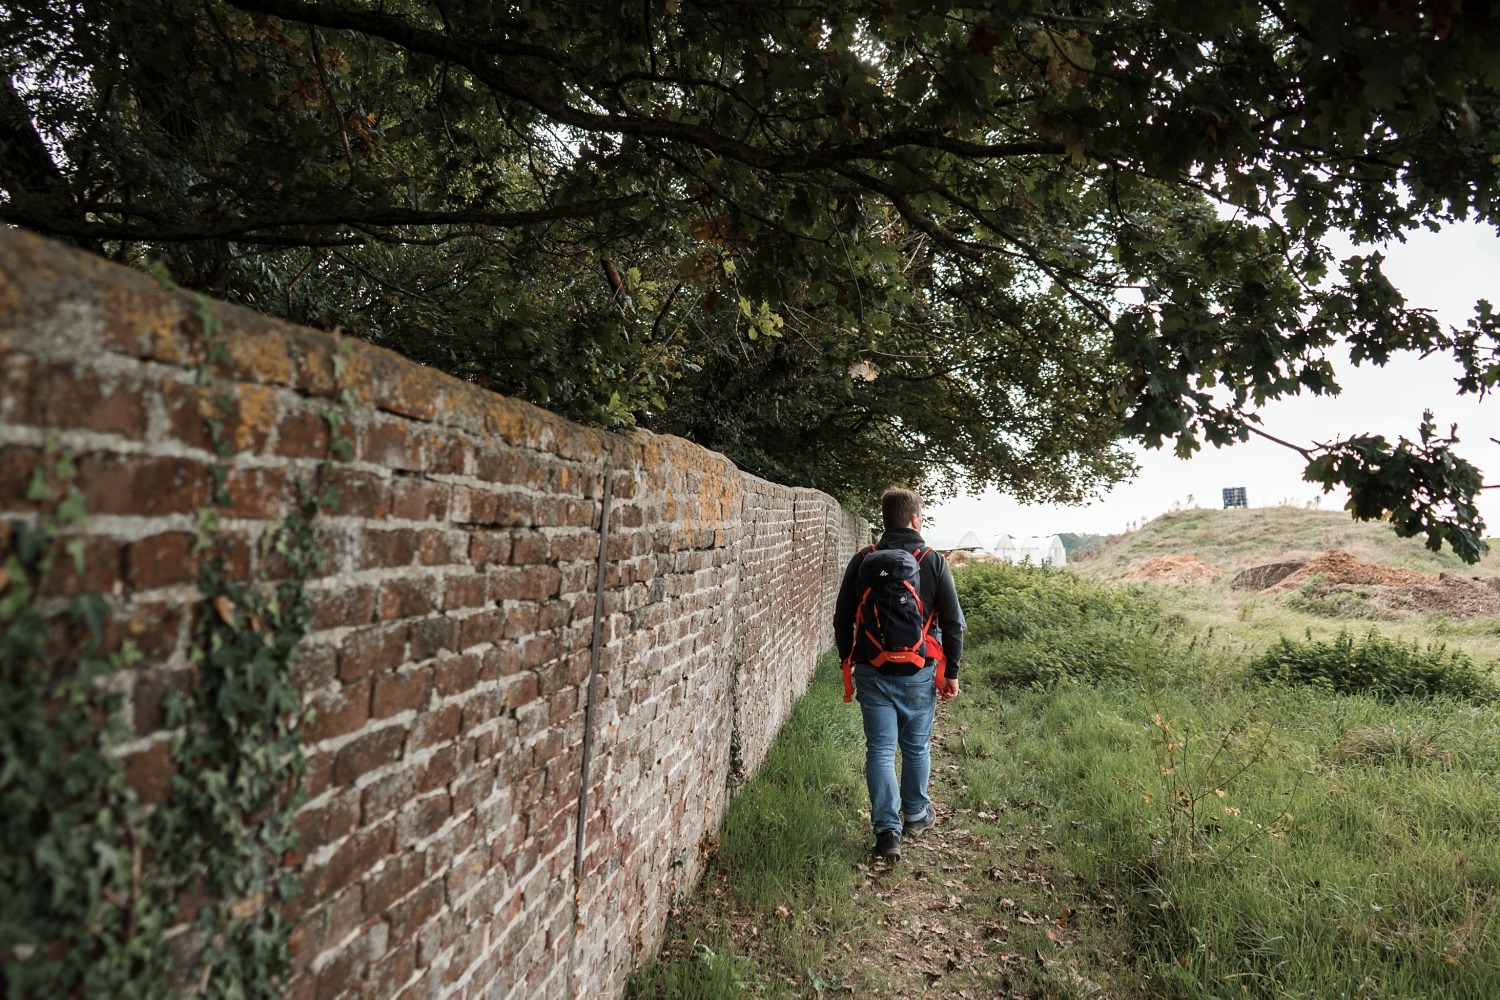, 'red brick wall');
0,231,866,999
